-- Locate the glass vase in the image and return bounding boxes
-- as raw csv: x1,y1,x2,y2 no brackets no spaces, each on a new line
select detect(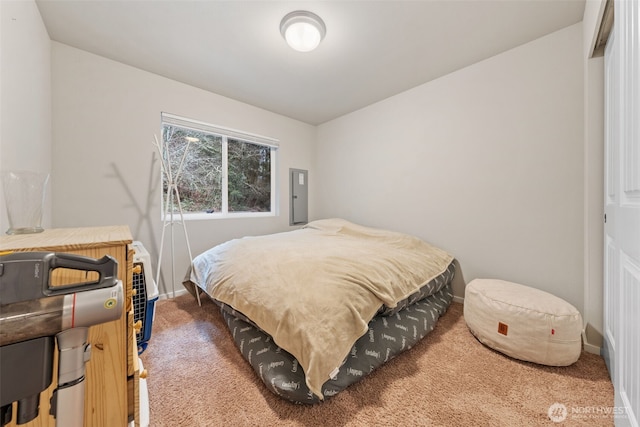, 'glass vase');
2,170,50,235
